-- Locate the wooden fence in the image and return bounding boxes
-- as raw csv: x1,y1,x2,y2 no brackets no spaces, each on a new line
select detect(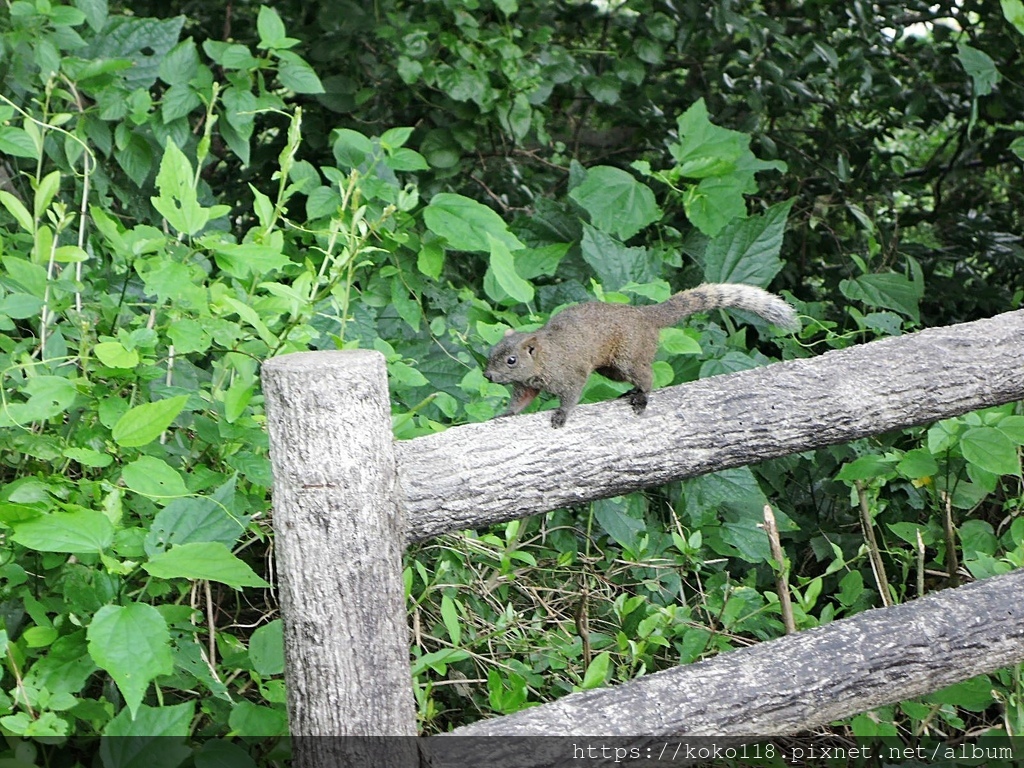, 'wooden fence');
263,309,1024,767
